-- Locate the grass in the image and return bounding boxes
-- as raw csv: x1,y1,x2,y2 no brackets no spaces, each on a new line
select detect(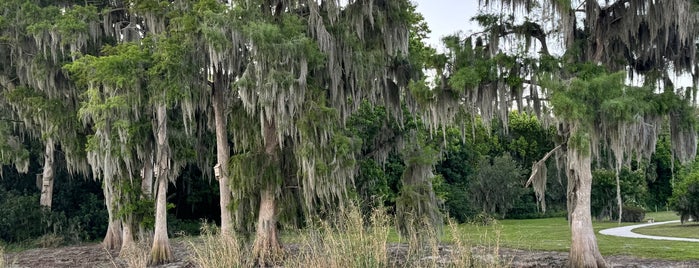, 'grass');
633,222,699,239
191,205,507,268
445,211,699,261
